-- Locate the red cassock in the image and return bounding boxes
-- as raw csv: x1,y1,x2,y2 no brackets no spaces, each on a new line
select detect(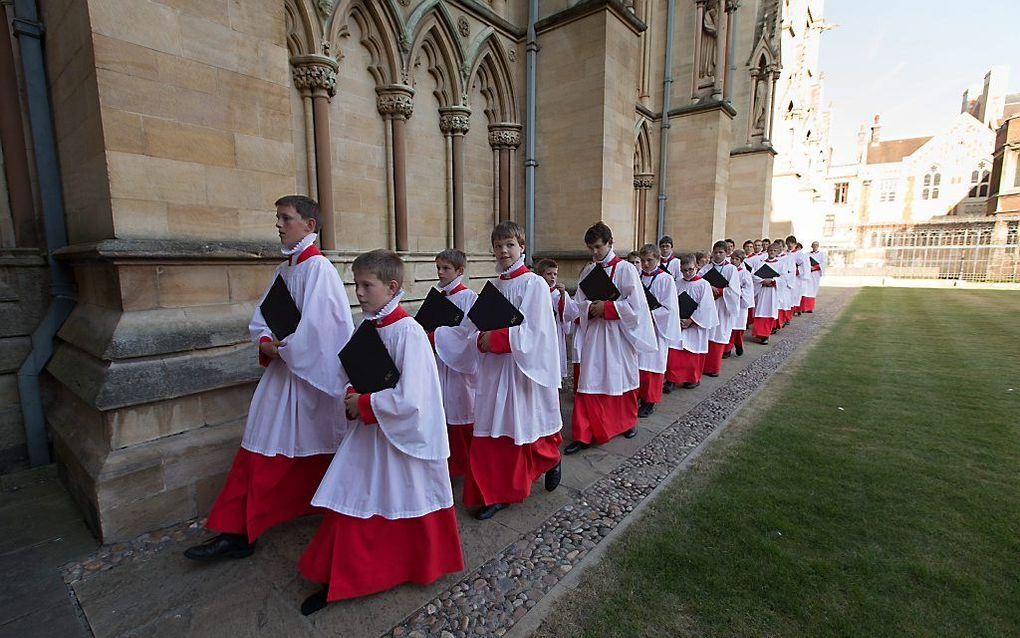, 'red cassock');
667,348,706,384
752,316,776,338
638,370,665,404
800,296,816,311
462,432,563,507
704,341,726,375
